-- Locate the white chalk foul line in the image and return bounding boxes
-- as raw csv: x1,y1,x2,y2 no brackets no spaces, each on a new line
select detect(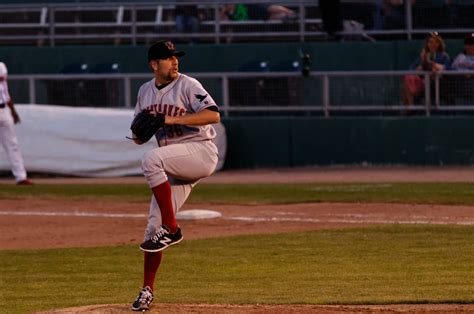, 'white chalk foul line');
225,216,474,225
0,211,146,218
1,211,473,225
